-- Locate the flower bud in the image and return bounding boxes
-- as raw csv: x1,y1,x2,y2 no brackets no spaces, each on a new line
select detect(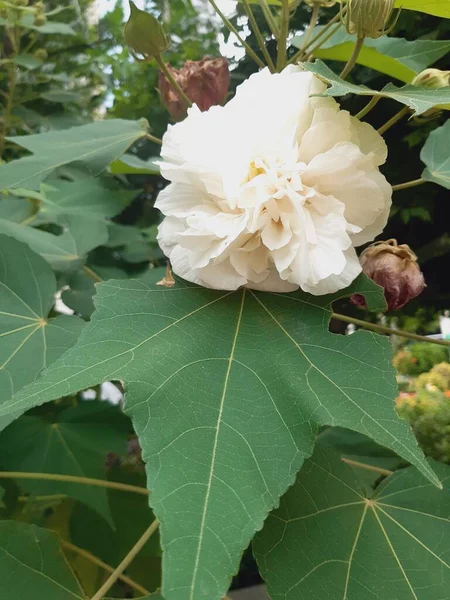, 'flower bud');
159,57,229,121
33,13,46,26
342,0,397,39
33,48,48,60
351,240,425,311
124,1,169,59
412,68,450,89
